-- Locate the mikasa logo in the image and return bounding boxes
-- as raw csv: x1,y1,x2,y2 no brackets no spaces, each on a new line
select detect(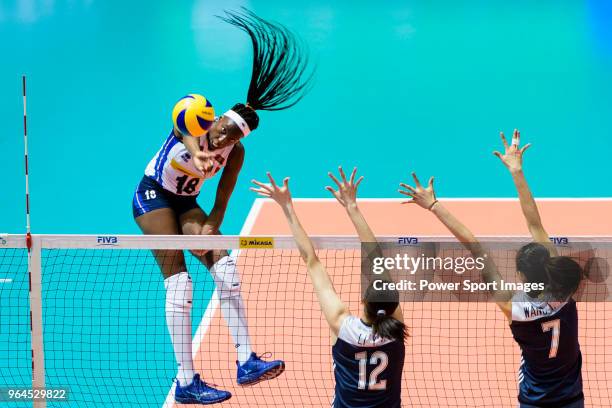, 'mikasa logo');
239,237,275,249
